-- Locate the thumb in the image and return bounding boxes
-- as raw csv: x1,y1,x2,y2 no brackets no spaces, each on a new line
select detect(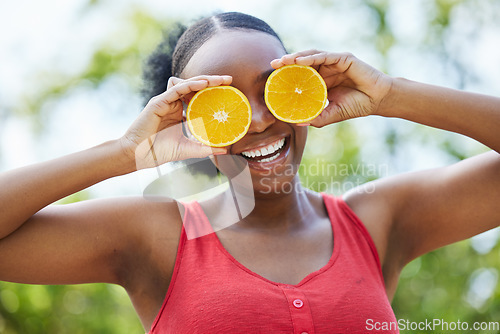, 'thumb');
179,140,227,160
308,104,345,127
